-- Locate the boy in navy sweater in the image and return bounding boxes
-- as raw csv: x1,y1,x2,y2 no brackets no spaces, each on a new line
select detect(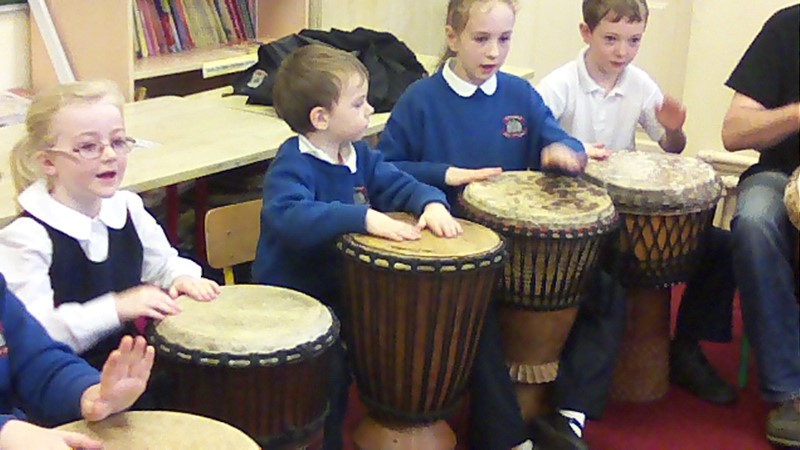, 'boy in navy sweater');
0,273,154,450
251,44,461,450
